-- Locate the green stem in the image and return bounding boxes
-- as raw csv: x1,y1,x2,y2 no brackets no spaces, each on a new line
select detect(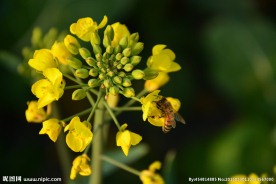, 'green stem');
90,96,105,184
64,84,87,90
87,91,103,122
111,106,141,111
60,107,92,123
103,101,121,130
101,155,141,176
